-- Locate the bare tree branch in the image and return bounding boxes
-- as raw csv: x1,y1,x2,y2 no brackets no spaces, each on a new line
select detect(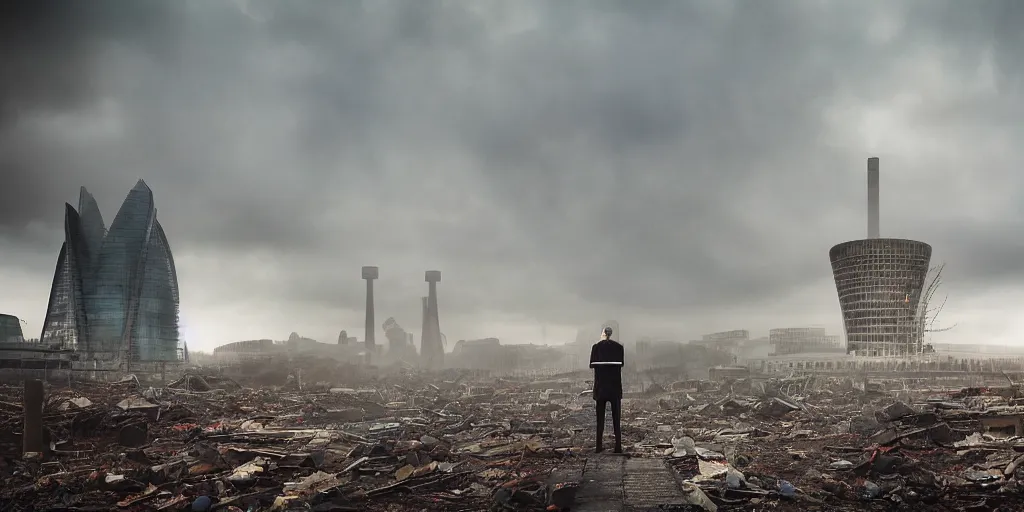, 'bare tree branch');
918,263,955,338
